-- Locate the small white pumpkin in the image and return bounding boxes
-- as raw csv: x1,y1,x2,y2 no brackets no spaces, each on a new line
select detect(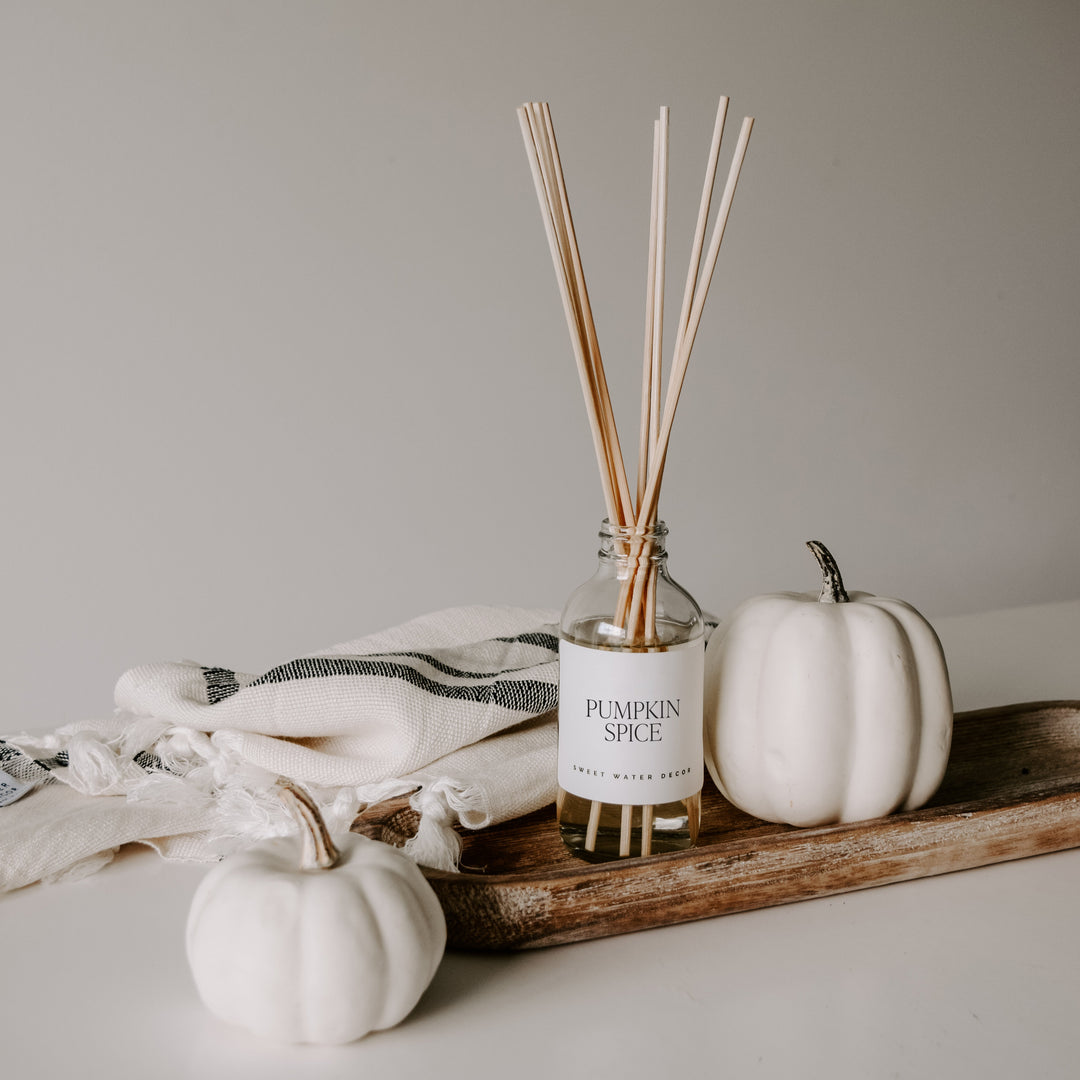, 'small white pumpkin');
186,782,446,1044
704,541,953,827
